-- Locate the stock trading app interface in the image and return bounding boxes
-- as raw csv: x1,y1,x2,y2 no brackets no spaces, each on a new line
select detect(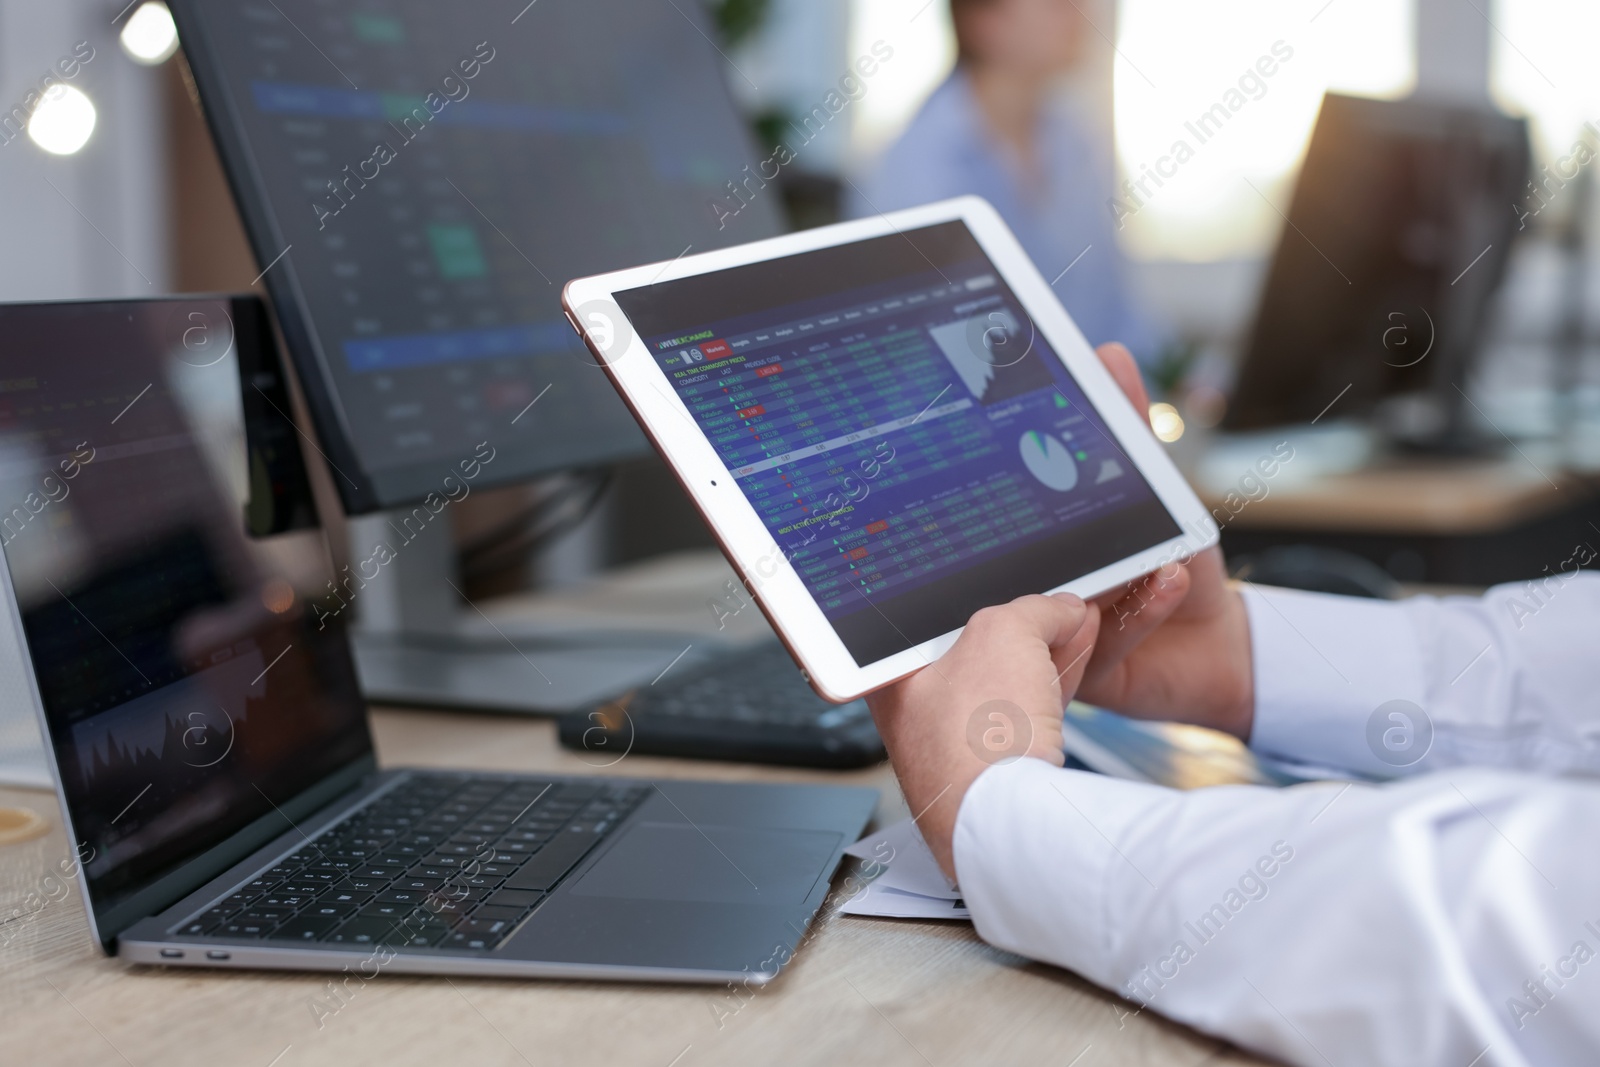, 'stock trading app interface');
617,223,1180,663
175,0,779,500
